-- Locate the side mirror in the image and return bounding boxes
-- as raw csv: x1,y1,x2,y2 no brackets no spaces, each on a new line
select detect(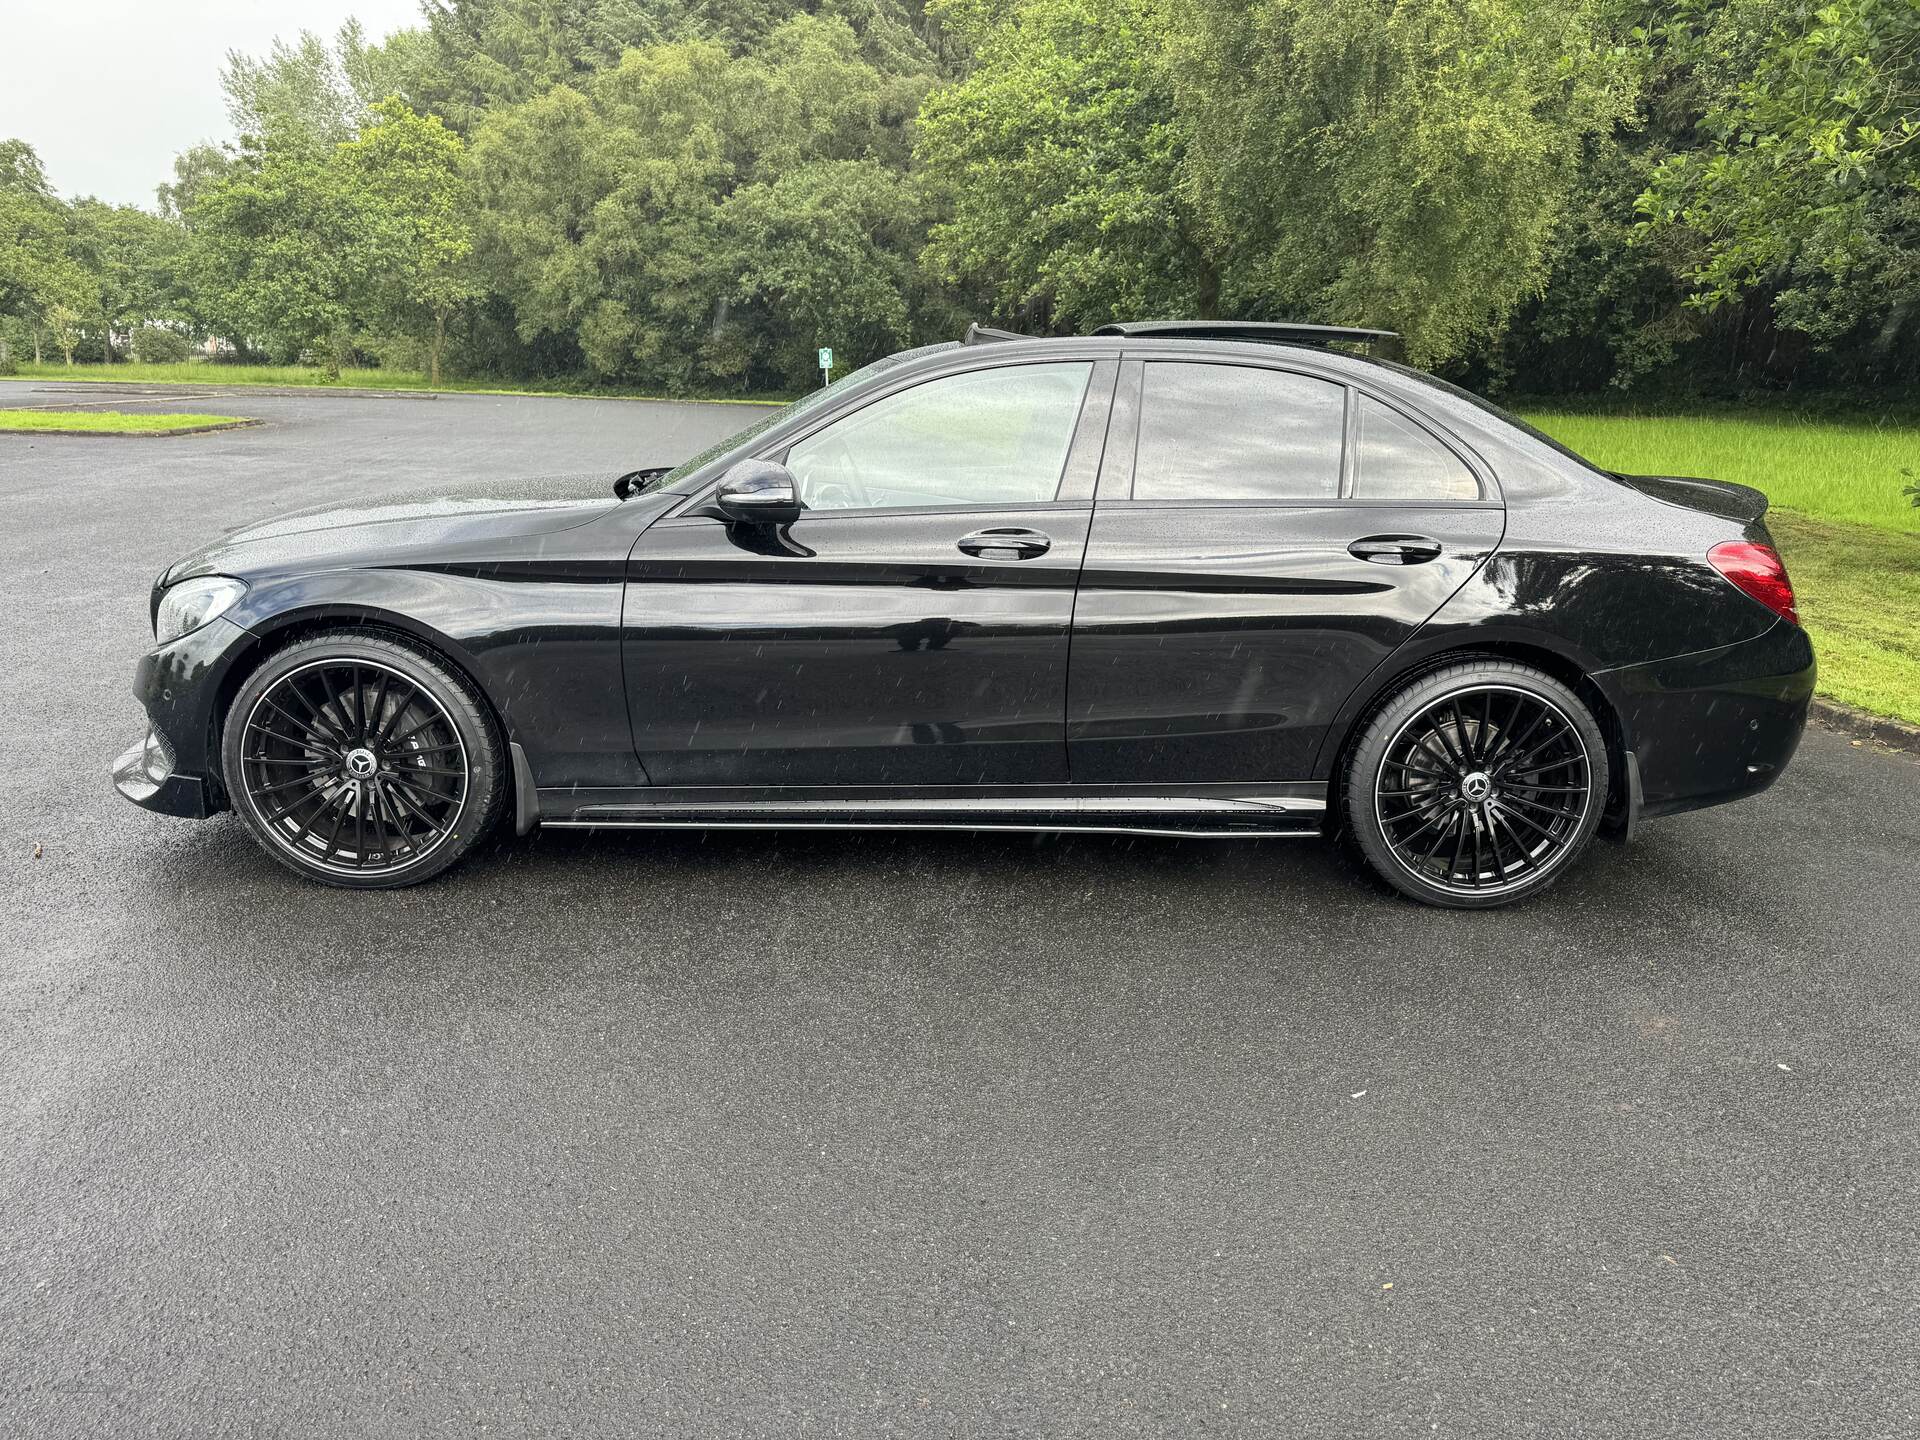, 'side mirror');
714,459,803,525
